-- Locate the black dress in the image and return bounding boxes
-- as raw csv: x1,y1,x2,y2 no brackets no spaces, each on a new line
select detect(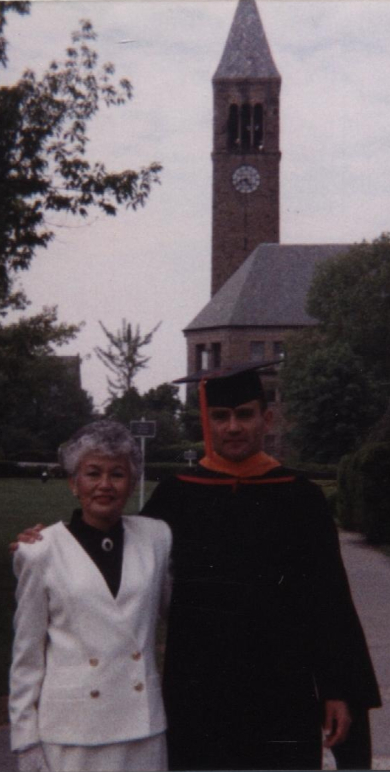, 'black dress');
142,465,380,771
